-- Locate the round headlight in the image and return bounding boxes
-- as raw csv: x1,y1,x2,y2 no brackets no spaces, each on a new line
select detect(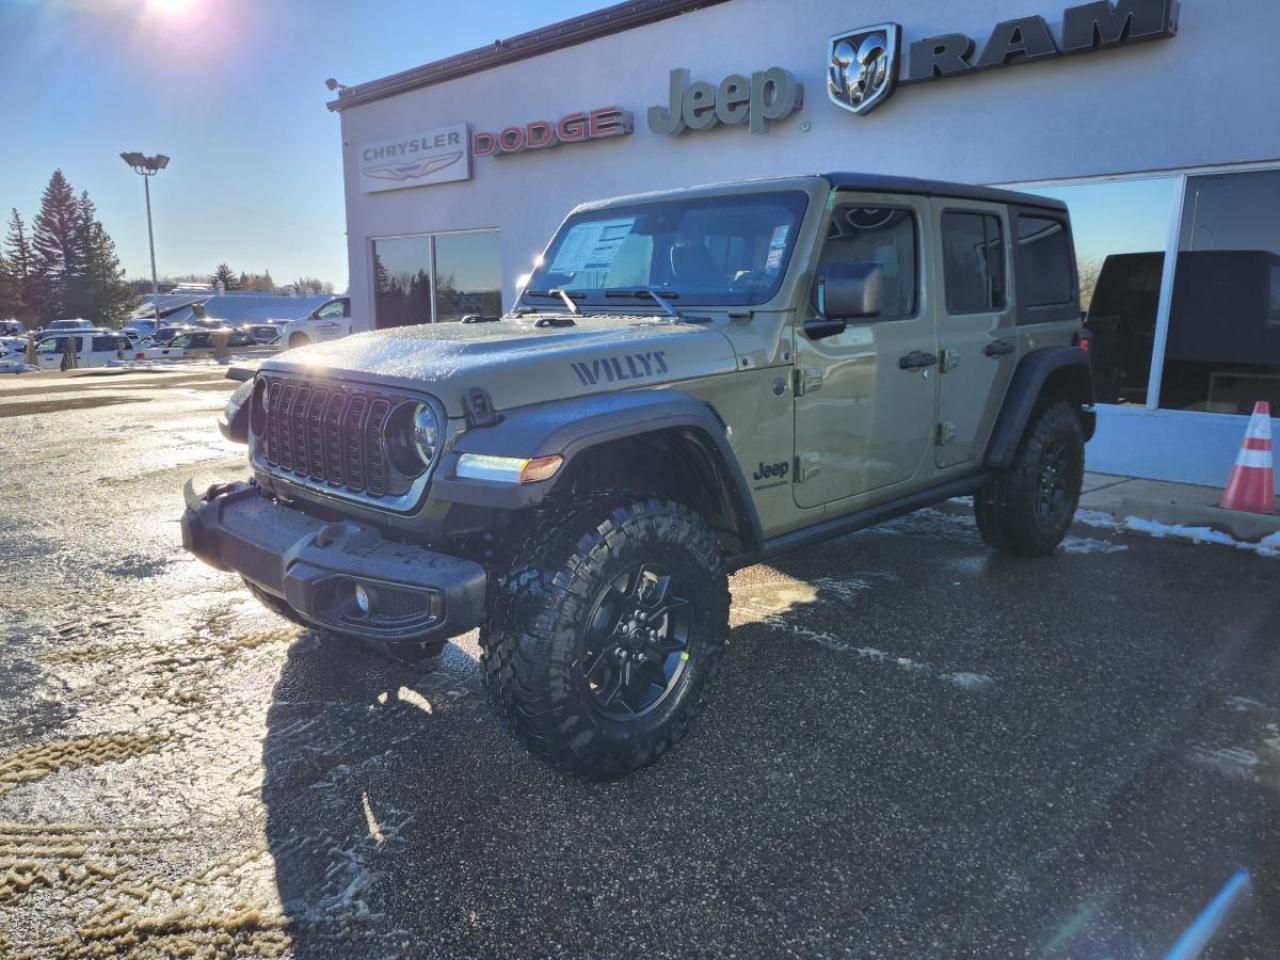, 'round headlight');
413,403,440,463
